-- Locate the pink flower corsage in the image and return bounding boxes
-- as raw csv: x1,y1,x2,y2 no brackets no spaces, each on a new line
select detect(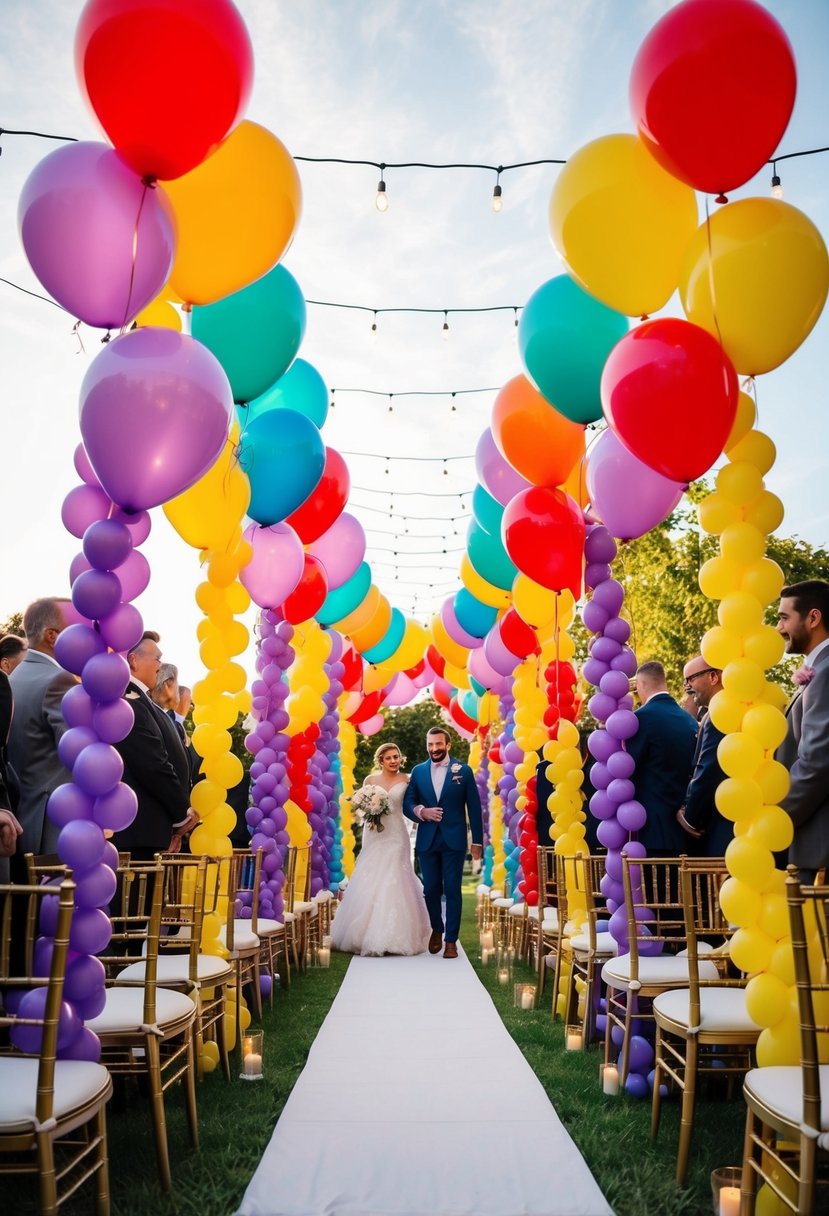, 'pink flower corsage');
792,665,815,686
